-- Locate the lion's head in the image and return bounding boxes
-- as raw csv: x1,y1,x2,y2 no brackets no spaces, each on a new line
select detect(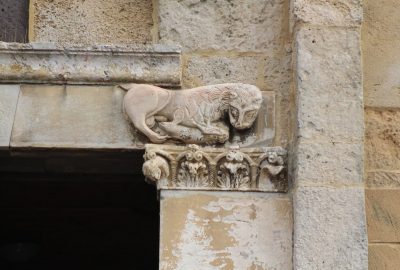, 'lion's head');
225,84,262,130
